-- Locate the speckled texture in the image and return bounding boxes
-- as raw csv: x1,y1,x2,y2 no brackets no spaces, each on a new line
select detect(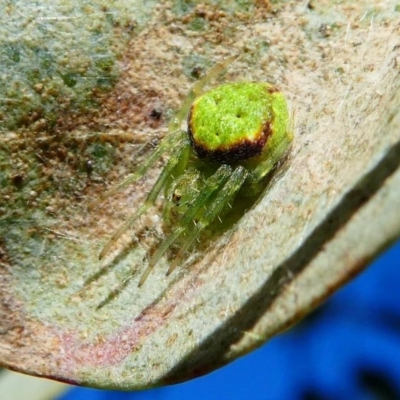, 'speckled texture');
0,0,400,390
0,0,158,131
